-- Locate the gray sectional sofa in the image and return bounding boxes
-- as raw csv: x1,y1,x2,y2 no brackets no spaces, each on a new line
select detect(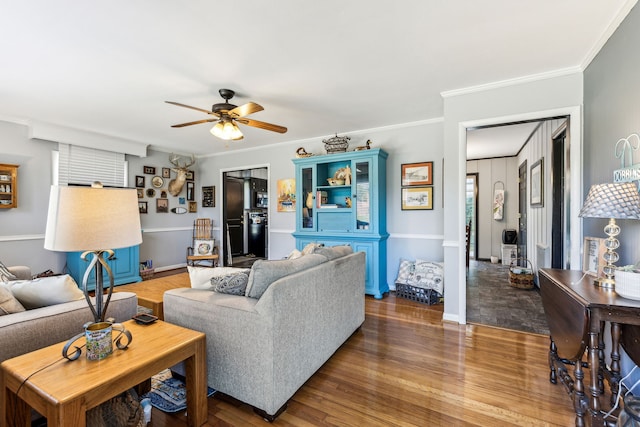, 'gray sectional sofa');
0,266,138,363
163,249,366,420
